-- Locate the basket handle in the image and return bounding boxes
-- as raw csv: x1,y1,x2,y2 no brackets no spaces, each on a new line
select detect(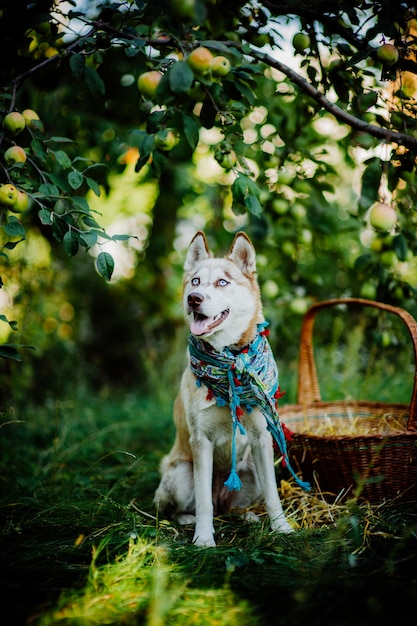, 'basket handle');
296,297,417,430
